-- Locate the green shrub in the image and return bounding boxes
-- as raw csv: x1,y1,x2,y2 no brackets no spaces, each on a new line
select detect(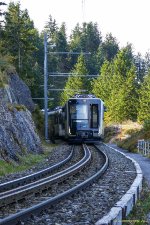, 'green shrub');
118,135,138,152
0,54,15,87
104,126,120,143
0,71,7,87
14,104,26,111
7,103,14,112
0,143,56,177
0,153,46,177
32,105,44,137
124,128,139,135
7,103,27,112
0,54,15,74
118,128,150,152
143,120,150,132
